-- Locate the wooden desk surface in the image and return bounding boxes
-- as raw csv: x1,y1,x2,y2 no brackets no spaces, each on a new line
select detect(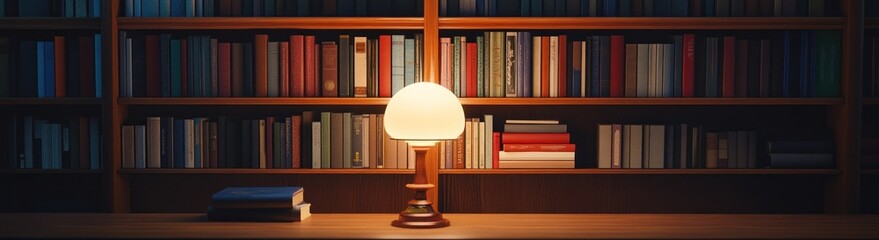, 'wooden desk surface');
2,213,879,239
